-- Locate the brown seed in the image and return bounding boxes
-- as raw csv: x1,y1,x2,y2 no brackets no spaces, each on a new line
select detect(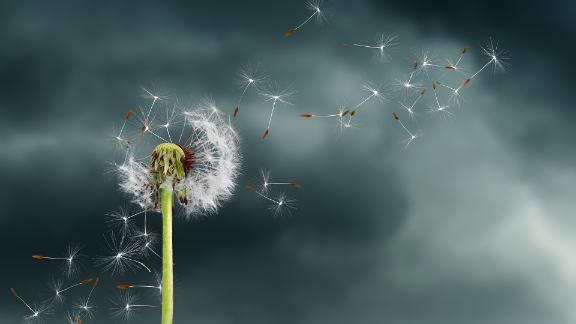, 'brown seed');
124,110,133,120
462,78,471,88
140,125,146,137
432,82,437,90
351,110,356,116
291,182,302,189
341,110,350,117
81,278,93,285
413,61,418,71
92,277,100,288
342,43,353,48
10,288,17,297
245,186,257,193
32,255,44,260
445,65,455,70
392,112,400,120
462,46,469,54
420,89,427,96
233,107,239,118
116,284,131,290
300,113,313,118
284,28,296,37
262,129,269,139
